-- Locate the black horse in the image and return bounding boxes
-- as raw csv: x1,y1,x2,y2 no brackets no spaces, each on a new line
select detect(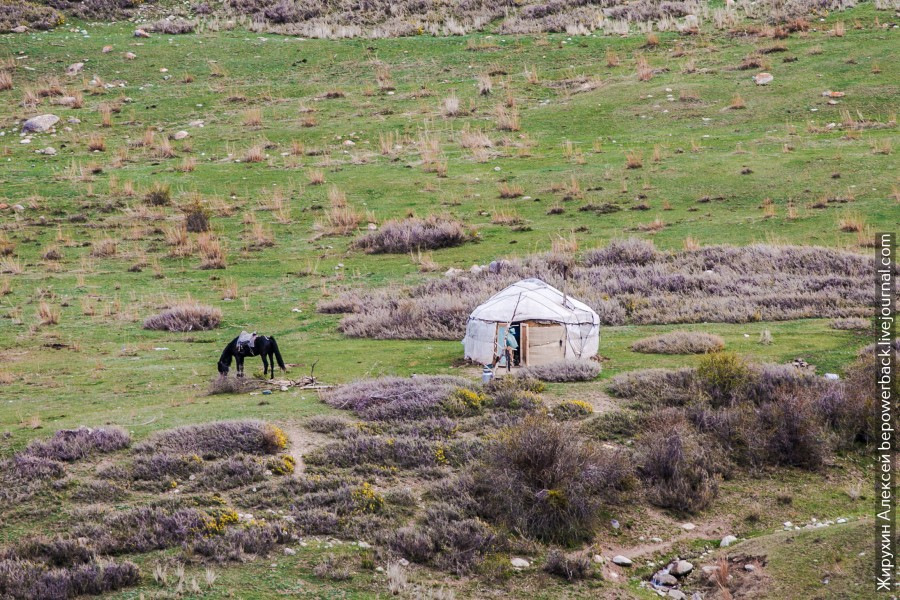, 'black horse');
217,334,286,379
